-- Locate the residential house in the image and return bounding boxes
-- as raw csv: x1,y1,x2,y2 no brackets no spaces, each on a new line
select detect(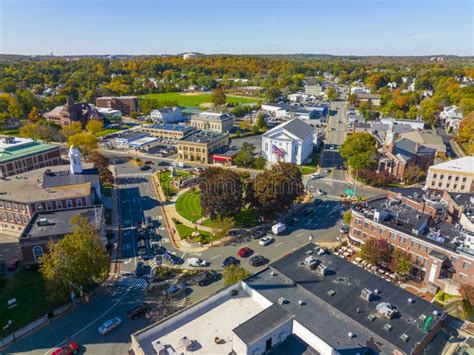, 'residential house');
150,107,185,123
